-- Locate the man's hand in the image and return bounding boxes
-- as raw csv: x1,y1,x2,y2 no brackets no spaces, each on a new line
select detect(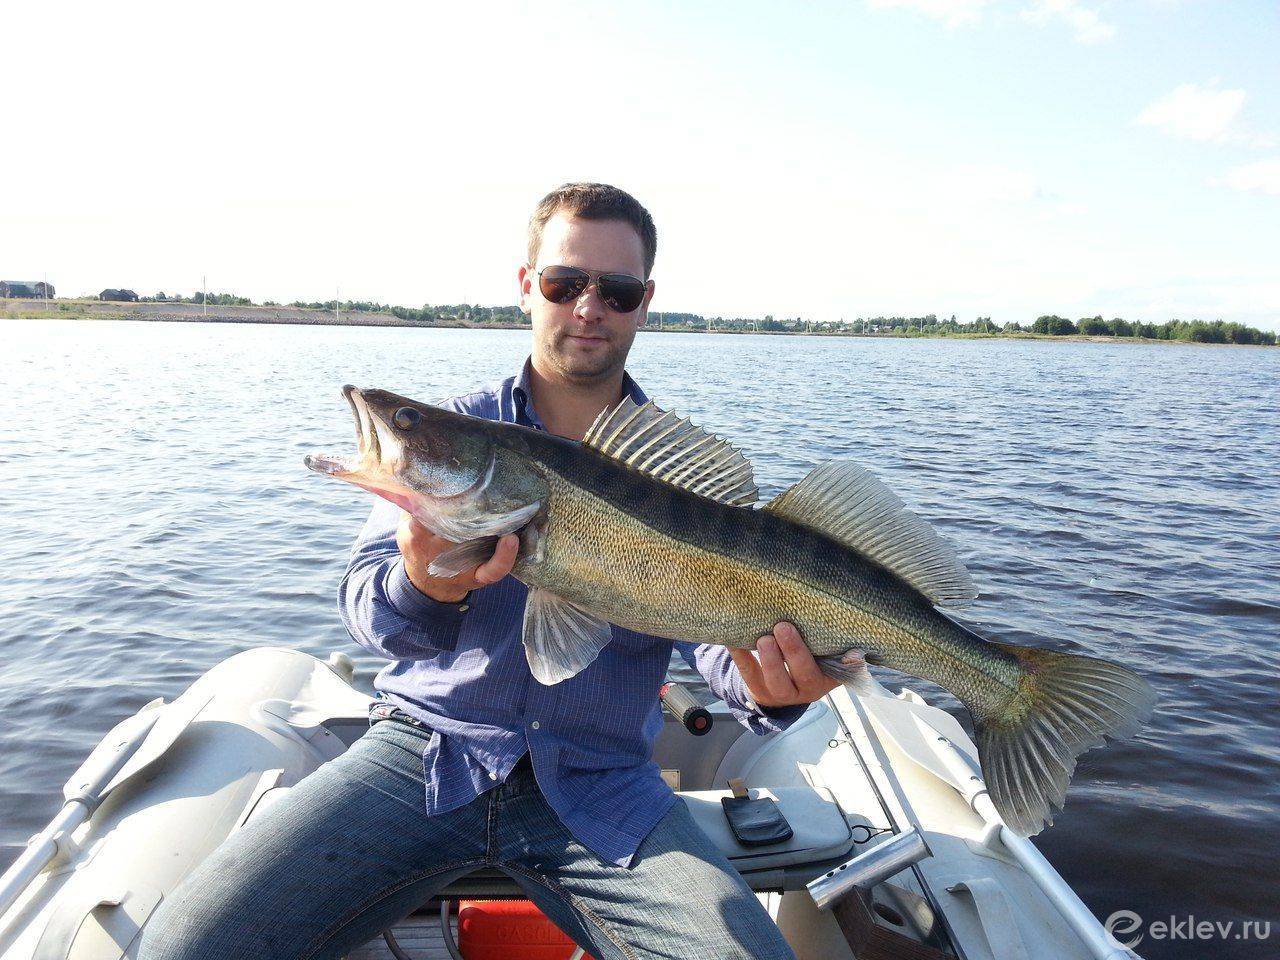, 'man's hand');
397,512,519,603
728,622,841,709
